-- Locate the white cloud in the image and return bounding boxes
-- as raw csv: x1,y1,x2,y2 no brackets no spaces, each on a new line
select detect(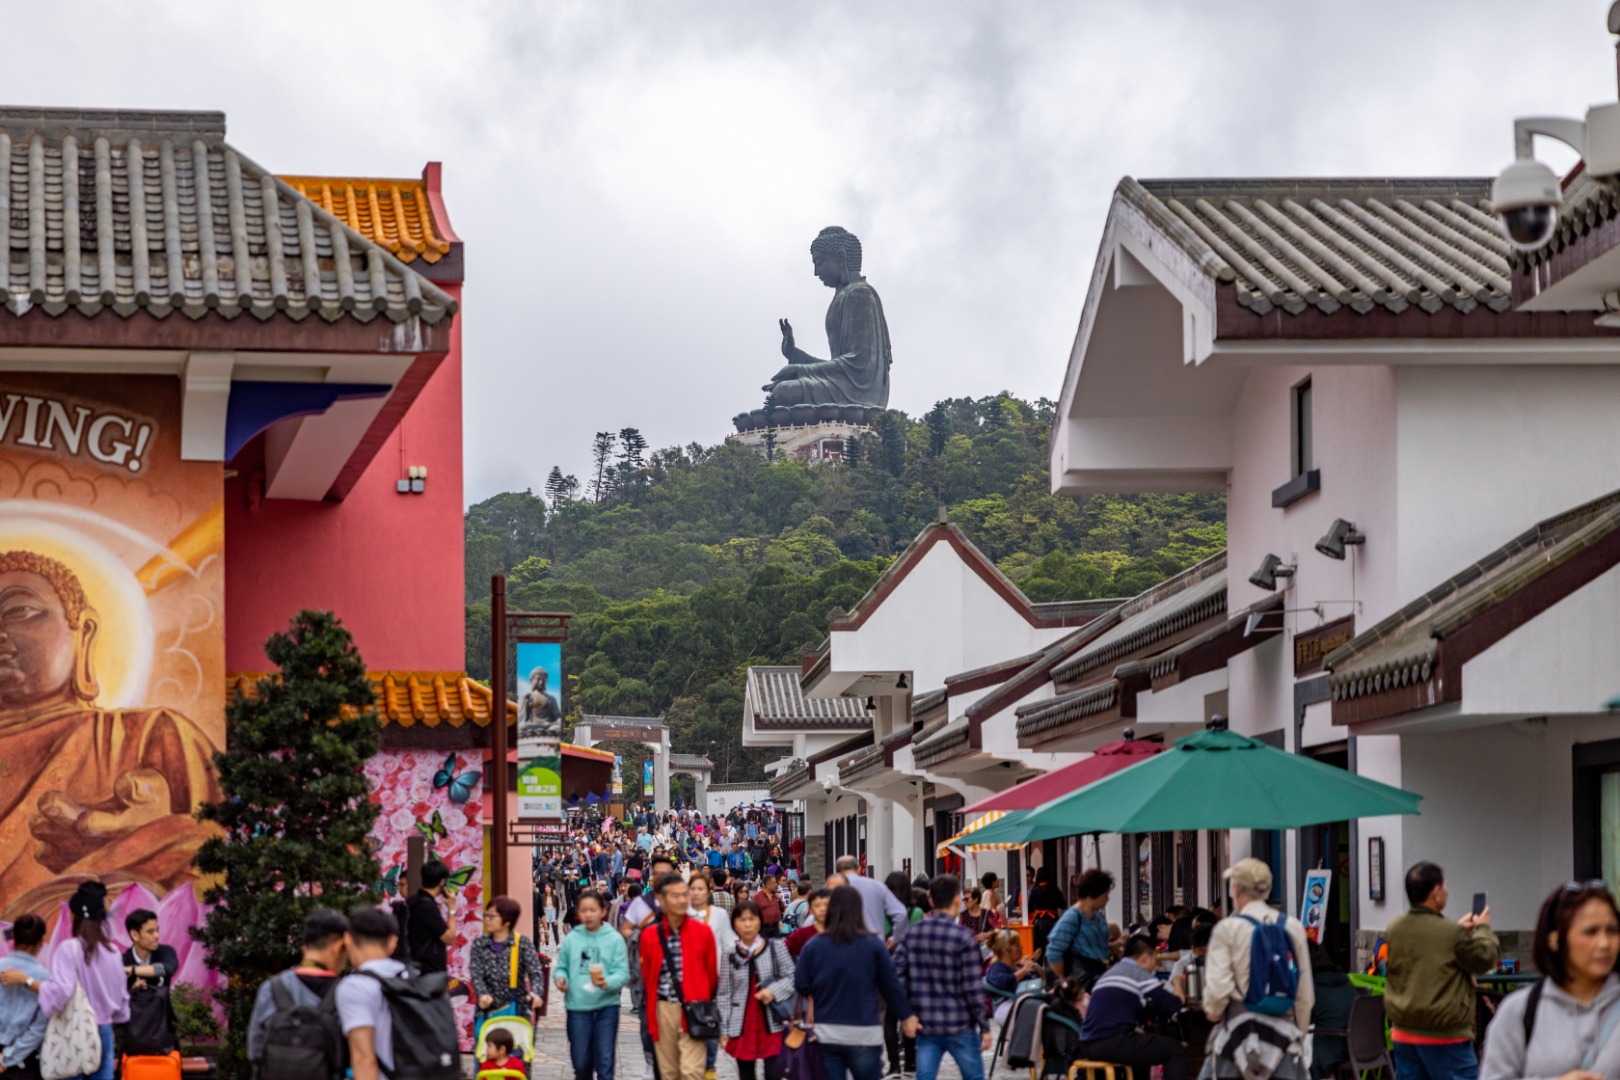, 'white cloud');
2,0,1614,500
